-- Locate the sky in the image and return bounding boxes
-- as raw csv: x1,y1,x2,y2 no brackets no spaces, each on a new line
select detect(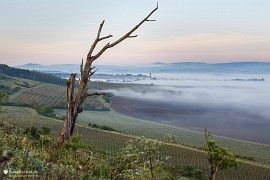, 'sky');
0,0,270,66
